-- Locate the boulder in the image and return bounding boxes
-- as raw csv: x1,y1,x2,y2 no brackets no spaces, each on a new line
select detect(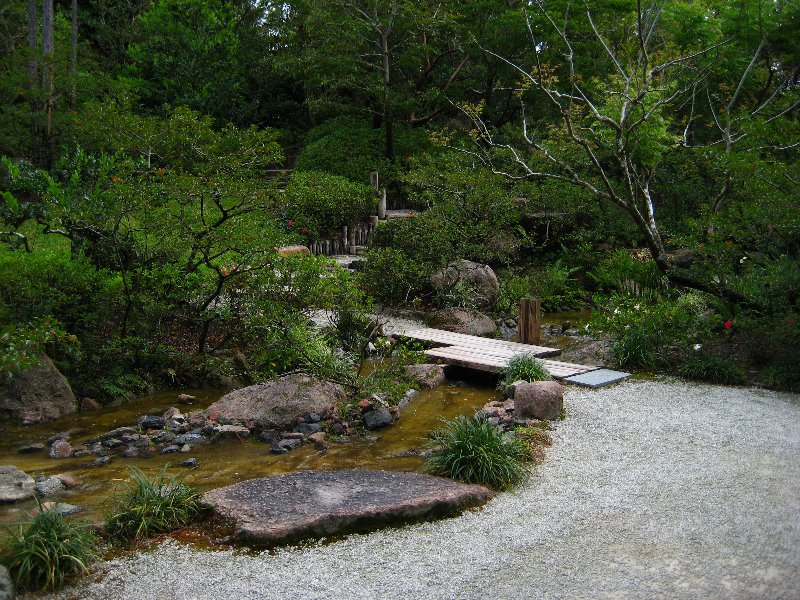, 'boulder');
403,364,447,389
216,425,250,439
431,308,497,337
203,469,494,545
35,475,66,497
297,422,322,436
80,397,101,411
206,374,346,431
41,501,82,516
49,439,73,459
363,407,394,430
18,442,45,454
138,415,165,430
55,473,80,488
0,354,77,424
308,432,328,450
0,565,12,600
0,465,35,503
513,381,564,421
430,260,499,309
